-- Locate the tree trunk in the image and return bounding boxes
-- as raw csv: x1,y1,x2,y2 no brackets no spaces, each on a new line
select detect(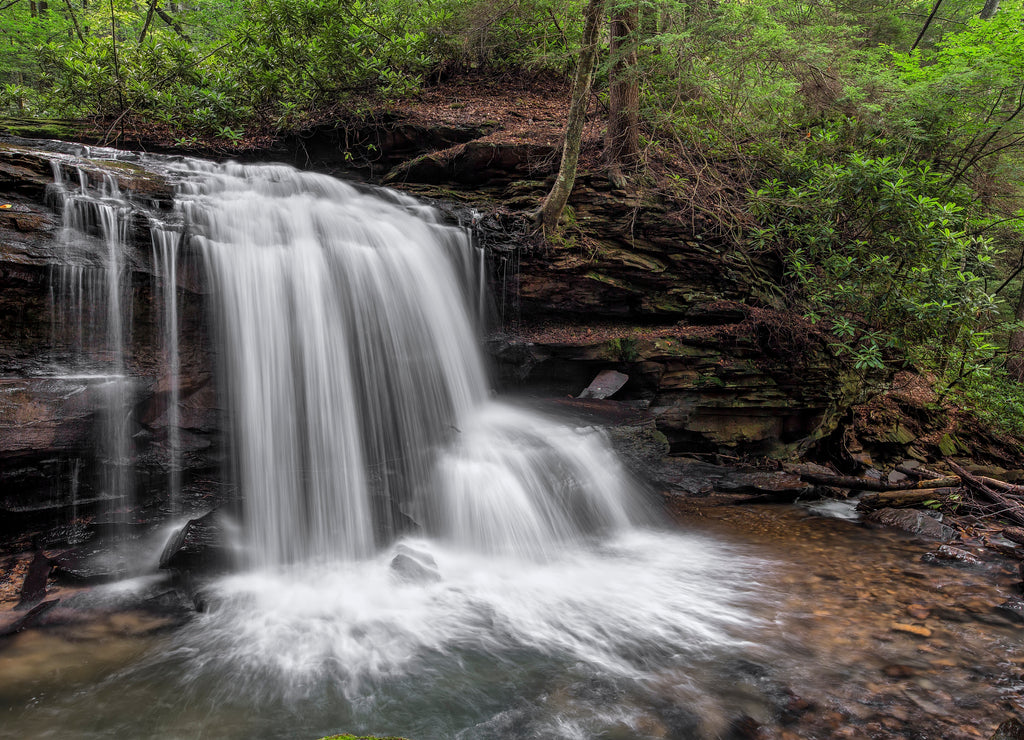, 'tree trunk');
61,0,85,43
981,0,1000,19
139,0,156,42
1007,277,1024,381
911,0,944,50
536,0,604,232
605,1,640,187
